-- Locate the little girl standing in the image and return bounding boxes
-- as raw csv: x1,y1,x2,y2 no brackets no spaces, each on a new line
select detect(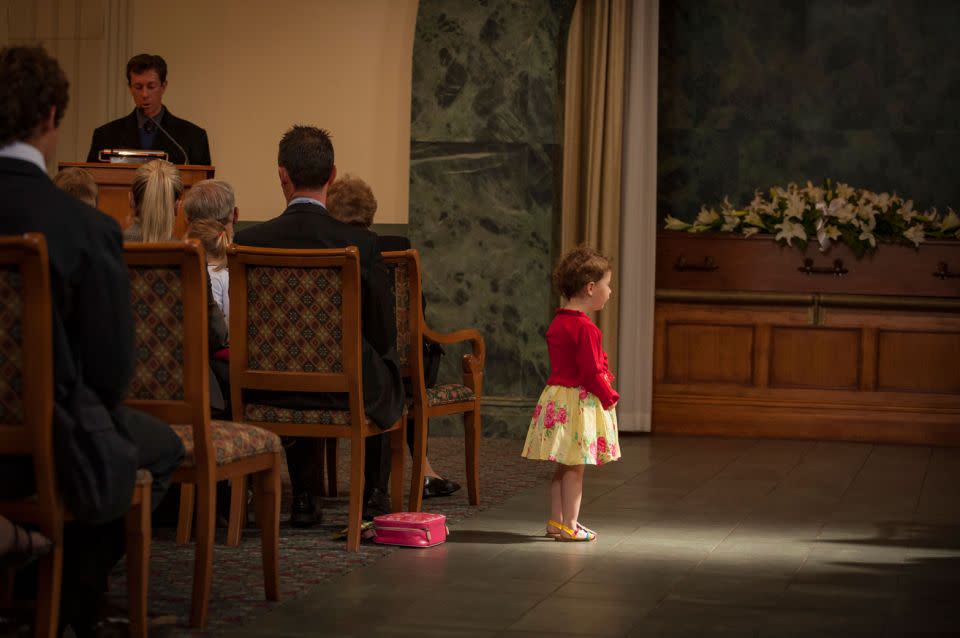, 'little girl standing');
522,245,620,542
